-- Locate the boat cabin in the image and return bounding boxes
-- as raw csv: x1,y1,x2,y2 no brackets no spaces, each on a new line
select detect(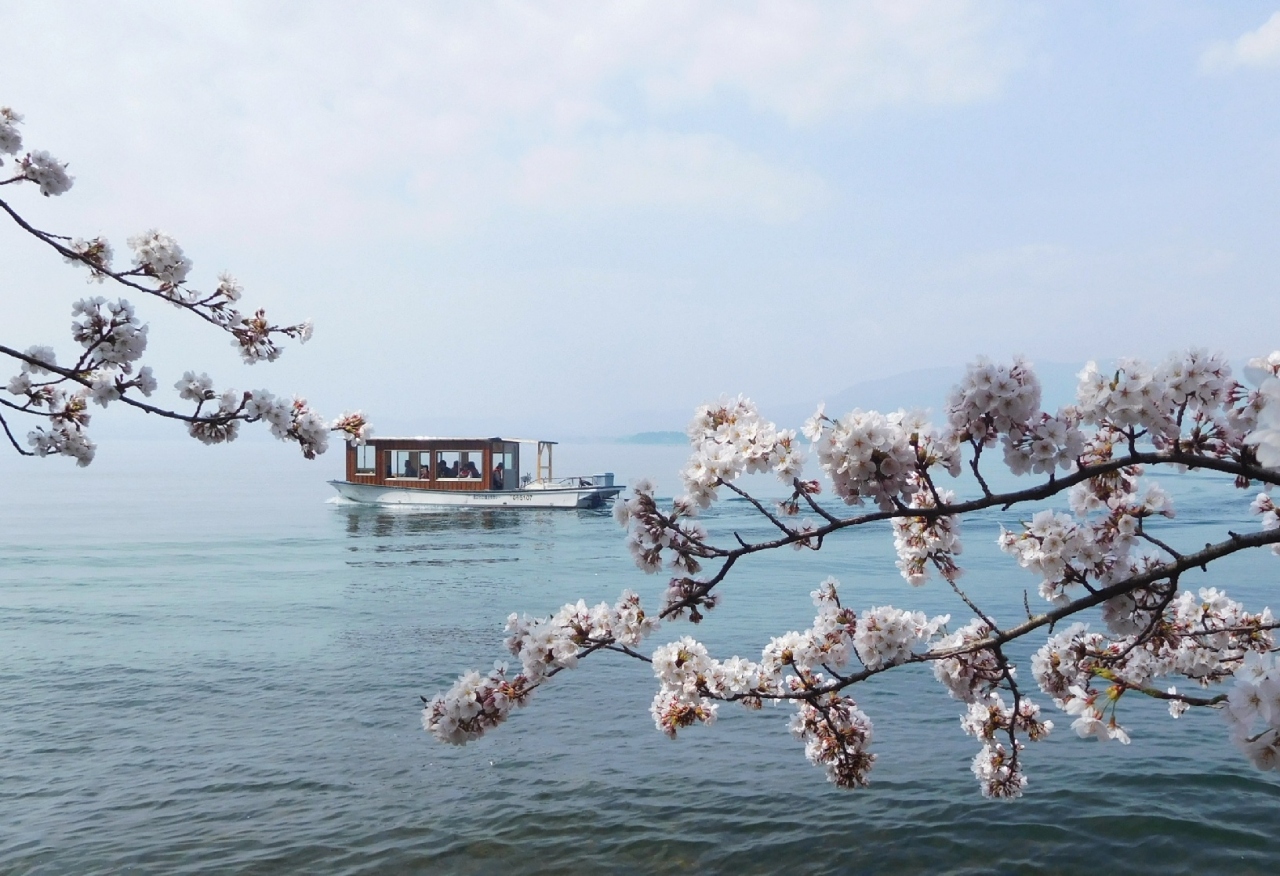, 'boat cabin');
344,436,556,493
